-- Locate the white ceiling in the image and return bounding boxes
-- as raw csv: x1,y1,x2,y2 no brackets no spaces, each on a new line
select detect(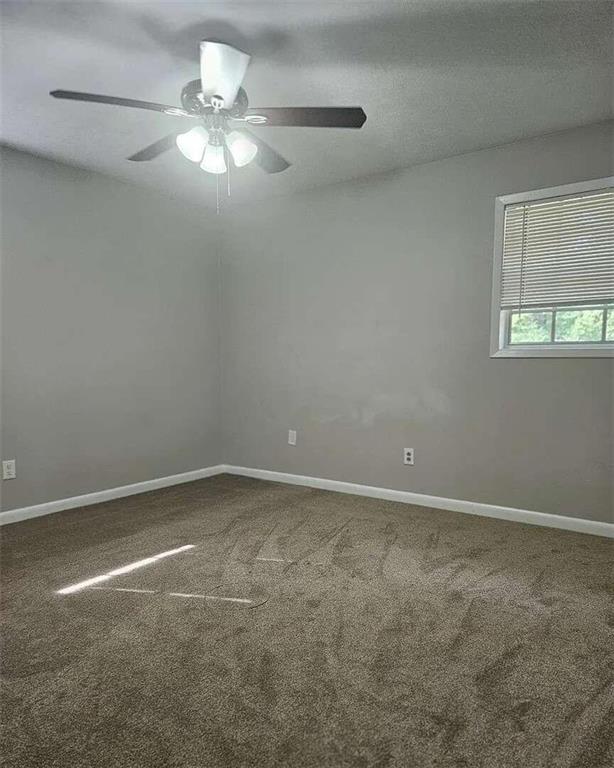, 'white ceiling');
1,1,612,209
